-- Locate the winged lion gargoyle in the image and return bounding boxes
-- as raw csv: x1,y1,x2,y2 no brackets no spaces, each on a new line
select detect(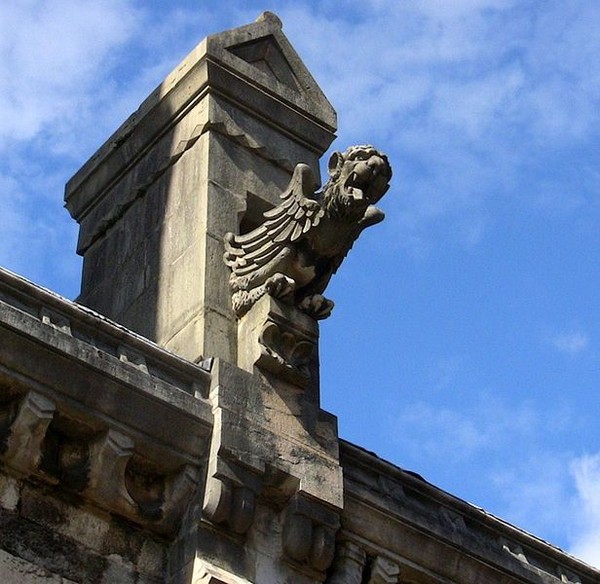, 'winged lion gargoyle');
223,145,392,320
